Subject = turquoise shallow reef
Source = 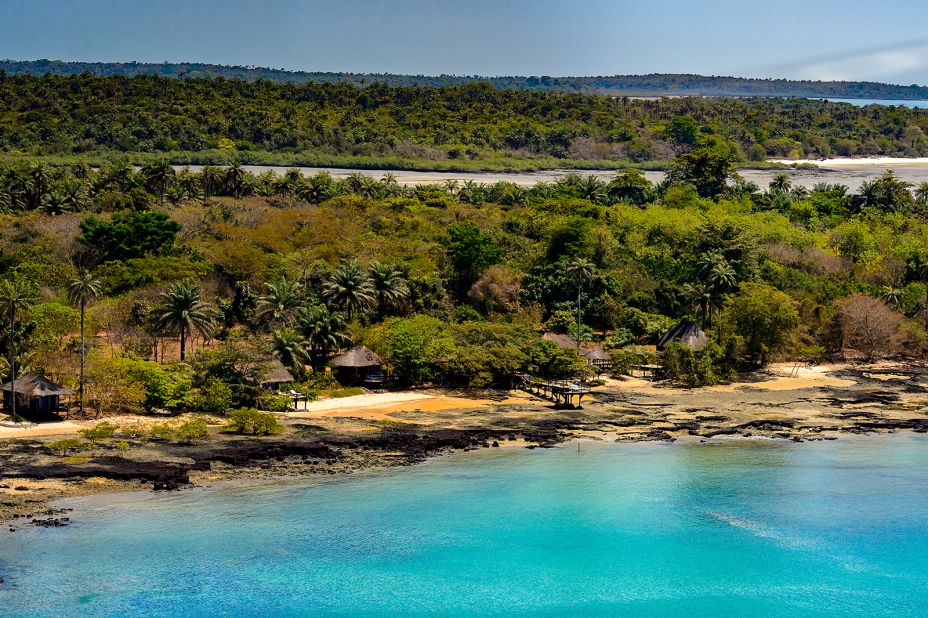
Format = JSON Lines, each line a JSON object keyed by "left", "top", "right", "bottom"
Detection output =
{"left": 2, "top": 435, "right": 928, "bottom": 617}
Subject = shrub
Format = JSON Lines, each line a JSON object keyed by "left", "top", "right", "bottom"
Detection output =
{"left": 527, "top": 340, "right": 590, "bottom": 379}
{"left": 604, "top": 328, "right": 635, "bottom": 349}
{"left": 176, "top": 416, "right": 209, "bottom": 443}
{"left": 721, "top": 283, "right": 800, "bottom": 367}
{"left": 113, "top": 441, "right": 130, "bottom": 451}
{"left": 832, "top": 293, "right": 904, "bottom": 359}
{"left": 224, "top": 408, "right": 285, "bottom": 436}
{"left": 148, "top": 423, "right": 176, "bottom": 441}
{"left": 259, "top": 393, "right": 292, "bottom": 412}
{"left": 79, "top": 421, "right": 119, "bottom": 444}
{"left": 46, "top": 438, "right": 83, "bottom": 456}
{"left": 661, "top": 341, "right": 721, "bottom": 387}
{"left": 331, "top": 387, "right": 365, "bottom": 398}
{"left": 610, "top": 346, "right": 659, "bottom": 376}
{"left": 118, "top": 423, "right": 147, "bottom": 440}
{"left": 192, "top": 378, "right": 234, "bottom": 414}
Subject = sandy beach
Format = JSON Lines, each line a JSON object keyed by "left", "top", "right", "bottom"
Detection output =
{"left": 772, "top": 156, "right": 928, "bottom": 167}
{"left": 3, "top": 361, "right": 928, "bottom": 526}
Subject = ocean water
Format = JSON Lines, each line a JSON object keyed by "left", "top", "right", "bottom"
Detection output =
{"left": 2, "top": 435, "right": 928, "bottom": 617}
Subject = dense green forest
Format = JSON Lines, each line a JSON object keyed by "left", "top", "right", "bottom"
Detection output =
{"left": 5, "top": 59, "right": 928, "bottom": 99}
{"left": 3, "top": 73, "right": 928, "bottom": 172}
{"left": 1, "top": 149, "right": 927, "bottom": 418}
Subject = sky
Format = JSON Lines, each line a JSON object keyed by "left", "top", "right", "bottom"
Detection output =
{"left": 3, "top": 0, "right": 928, "bottom": 84}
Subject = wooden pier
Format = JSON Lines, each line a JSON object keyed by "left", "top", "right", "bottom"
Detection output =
{"left": 516, "top": 374, "right": 591, "bottom": 408}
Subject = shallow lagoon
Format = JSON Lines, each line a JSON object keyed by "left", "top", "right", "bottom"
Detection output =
{"left": 2, "top": 435, "right": 928, "bottom": 617}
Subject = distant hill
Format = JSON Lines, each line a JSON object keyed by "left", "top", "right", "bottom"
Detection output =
{"left": 3, "top": 58, "right": 928, "bottom": 100}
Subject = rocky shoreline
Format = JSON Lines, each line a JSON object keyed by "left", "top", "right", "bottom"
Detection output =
{"left": 3, "top": 363, "right": 928, "bottom": 528}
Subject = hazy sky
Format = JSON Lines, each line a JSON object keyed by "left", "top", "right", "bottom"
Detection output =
{"left": 3, "top": 0, "right": 928, "bottom": 83}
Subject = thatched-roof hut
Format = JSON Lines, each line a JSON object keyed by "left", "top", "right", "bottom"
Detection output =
{"left": 542, "top": 332, "right": 580, "bottom": 349}
{"left": 657, "top": 320, "right": 709, "bottom": 352}
{"left": 581, "top": 347, "right": 612, "bottom": 373}
{"left": 2, "top": 373, "right": 74, "bottom": 418}
{"left": 261, "top": 359, "right": 295, "bottom": 390}
{"left": 332, "top": 345, "right": 385, "bottom": 385}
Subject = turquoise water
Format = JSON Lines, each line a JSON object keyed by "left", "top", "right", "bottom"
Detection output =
{"left": 2, "top": 435, "right": 928, "bottom": 617}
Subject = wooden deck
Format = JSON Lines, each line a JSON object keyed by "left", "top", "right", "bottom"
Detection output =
{"left": 516, "top": 374, "right": 591, "bottom": 408}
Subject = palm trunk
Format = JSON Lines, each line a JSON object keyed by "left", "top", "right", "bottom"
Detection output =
{"left": 180, "top": 328, "right": 186, "bottom": 362}
{"left": 8, "top": 308, "right": 15, "bottom": 419}
{"left": 576, "top": 282, "right": 582, "bottom": 348}
{"left": 79, "top": 300, "right": 85, "bottom": 416}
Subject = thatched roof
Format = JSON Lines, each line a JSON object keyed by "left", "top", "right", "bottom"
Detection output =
{"left": 542, "top": 332, "right": 580, "bottom": 350}
{"left": 1, "top": 373, "right": 74, "bottom": 397}
{"left": 657, "top": 320, "right": 709, "bottom": 352}
{"left": 332, "top": 345, "right": 383, "bottom": 368}
{"left": 582, "top": 347, "right": 611, "bottom": 361}
{"left": 262, "top": 359, "right": 295, "bottom": 385}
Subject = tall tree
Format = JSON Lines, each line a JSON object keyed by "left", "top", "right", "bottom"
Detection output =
{"left": 446, "top": 222, "right": 502, "bottom": 296}
{"left": 66, "top": 271, "right": 102, "bottom": 415}
{"left": 666, "top": 147, "right": 735, "bottom": 199}
{"left": 324, "top": 261, "right": 375, "bottom": 320}
{"left": 298, "top": 305, "right": 350, "bottom": 368}
{"left": 0, "top": 277, "right": 39, "bottom": 419}
{"left": 270, "top": 328, "right": 310, "bottom": 379}
{"left": 140, "top": 159, "right": 175, "bottom": 205}
{"left": 566, "top": 258, "right": 595, "bottom": 348}
{"left": 258, "top": 278, "right": 303, "bottom": 327}
{"left": 369, "top": 262, "right": 409, "bottom": 320}
{"left": 768, "top": 172, "right": 792, "bottom": 194}
{"left": 152, "top": 280, "right": 216, "bottom": 361}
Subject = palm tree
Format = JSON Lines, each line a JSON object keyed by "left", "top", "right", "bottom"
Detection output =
{"left": 66, "top": 271, "right": 102, "bottom": 415}
{"left": 789, "top": 185, "right": 810, "bottom": 201}
{"left": 0, "top": 277, "right": 39, "bottom": 419}
{"left": 706, "top": 261, "right": 737, "bottom": 292}
{"left": 258, "top": 278, "right": 303, "bottom": 327}
{"left": 442, "top": 179, "right": 460, "bottom": 196}
{"left": 696, "top": 252, "right": 738, "bottom": 328}
{"left": 102, "top": 161, "right": 135, "bottom": 193}
{"left": 578, "top": 175, "right": 607, "bottom": 204}
{"left": 857, "top": 180, "right": 881, "bottom": 212}
{"left": 324, "top": 261, "right": 375, "bottom": 320}
{"left": 915, "top": 182, "right": 928, "bottom": 205}
{"left": 566, "top": 258, "right": 596, "bottom": 348}
{"left": 201, "top": 165, "right": 220, "bottom": 201}
{"left": 151, "top": 280, "right": 216, "bottom": 361}
{"left": 223, "top": 163, "right": 247, "bottom": 198}
{"left": 768, "top": 172, "right": 791, "bottom": 195}
{"left": 298, "top": 305, "right": 351, "bottom": 368}
{"left": 140, "top": 160, "right": 175, "bottom": 205}
{"left": 369, "top": 262, "right": 409, "bottom": 320}
{"left": 683, "top": 281, "right": 713, "bottom": 329}
{"left": 270, "top": 328, "right": 310, "bottom": 379}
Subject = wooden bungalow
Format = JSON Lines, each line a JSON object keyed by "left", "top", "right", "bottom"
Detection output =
{"left": 657, "top": 320, "right": 709, "bottom": 352}
{"left": 582, "top": 347, "right": 612, "bottom": 373}
{"left": 332, "top": 345, "right": 385, "bottom": 385}
{"left": 260, "top": 359, "right": 295, "bottom": 391}
{"left": 1, "top": 372, "right": 74, "bottom": 419}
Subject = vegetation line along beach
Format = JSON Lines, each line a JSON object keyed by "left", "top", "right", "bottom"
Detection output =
{"left": 3, "top": 127, "right": 928, "bottom": 524}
